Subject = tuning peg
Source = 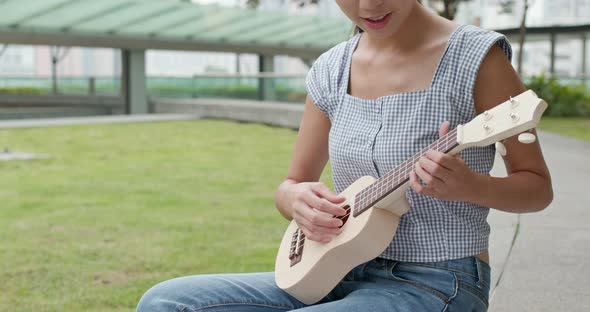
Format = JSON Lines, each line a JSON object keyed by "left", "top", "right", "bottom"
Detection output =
{"left": 518, "top": 133, "right": 536, "bottom": 144}
{"left": 495, "top": 141, "right": 507, "bottom": 156}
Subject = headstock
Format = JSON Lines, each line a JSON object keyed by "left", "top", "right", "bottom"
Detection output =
{"left": 457, "top": 90, "right": 548, "bottom": 149}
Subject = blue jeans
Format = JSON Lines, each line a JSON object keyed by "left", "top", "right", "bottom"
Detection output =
{"left": 137, "top": 256, "right": 490, "bottom": 311}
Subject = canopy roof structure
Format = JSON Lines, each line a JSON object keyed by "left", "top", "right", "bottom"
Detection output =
{"left": 496, "top": 24, "right": 590, "bottom": 37}
{"left": 0, "top": 0, "right": 353, "bottom": 59}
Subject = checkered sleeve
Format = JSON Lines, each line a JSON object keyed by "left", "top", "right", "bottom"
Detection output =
{"left": 305, "top": 41, "right": 350, "bottom": 121}
{"left": 305, "top": 54, "right": 333, "bottom": 120}
{"left": 455, "top": 26, "right": 513, "bottom": 120}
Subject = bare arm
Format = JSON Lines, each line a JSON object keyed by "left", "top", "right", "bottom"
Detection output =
{"left": 470, "top": 45, "right": 553, "bottom": 212}
{"left": 410, "top": 45, "right": 553, "bottom": 213}
{"left": 274, "top": 96, "right": 346, "bottom": 243}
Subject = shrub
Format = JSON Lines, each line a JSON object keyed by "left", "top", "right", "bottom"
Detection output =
{"left": 0, "top": 87, "right": 46, "bottom": 95}
{"left": 525, "top": 74, "right": 590, "bottom": 117}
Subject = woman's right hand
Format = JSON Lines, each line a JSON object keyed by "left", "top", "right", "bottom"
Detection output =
{"left": 287, "top": 182, "right": 347, "bottom": 244}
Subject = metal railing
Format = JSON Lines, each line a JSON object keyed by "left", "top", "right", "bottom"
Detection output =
{"left": 0, "top": 74, "right": 587, "bottom": 103}
{"left": 0, "top": 74, "right": 308, "bottom": 103}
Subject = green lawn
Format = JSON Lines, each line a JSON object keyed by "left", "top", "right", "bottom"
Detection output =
{"left": 0, "top": 120, "right": 333, "bottom": 311}
{"left": 539, "top": 117, "right": 590, "bottom": 142}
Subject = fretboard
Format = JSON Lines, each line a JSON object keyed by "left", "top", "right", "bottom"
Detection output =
{"left": 352, "top": 128, "right": 459, "bottom": 217}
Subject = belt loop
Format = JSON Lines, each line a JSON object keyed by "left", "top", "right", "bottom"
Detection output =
{"left": 387, "top": 259, "right": 398, "bottom": 275}
{"left": 475, "top": 257, "right": 483, "bottom": 288}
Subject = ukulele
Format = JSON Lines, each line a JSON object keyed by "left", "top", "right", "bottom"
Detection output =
{"left": 275, "top": 90, "right": 548, "bottom": 304}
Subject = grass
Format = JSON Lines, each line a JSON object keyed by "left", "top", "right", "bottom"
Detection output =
{"left": 0, "top": 120, "right": 333, "bottom": 311}
{"left": 539, "top": 117, "right": 590, "bottom": 142}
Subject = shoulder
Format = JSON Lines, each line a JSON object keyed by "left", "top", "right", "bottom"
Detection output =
{"left": 308, "top": 34, "right": 358, "bottom": 86}
{"left": 306, "top": 35, "right": 358, "bottom": 119}
{"left": 306, "top": 34, "right": 359, "bottom": 97}
{"left": 313, "top": 34, "right": 357, "bottom": 69}
{"left": 449, "top": 24, "right": 513, "bottom": 94}
{"left": 447, "top": 25, "right": 517, "bottom": 118}
{"left": 455, "top": 24, "right": 512, "bottom": 62}
{"left": 473, "top": 40, "right": 525, "bottom": 114}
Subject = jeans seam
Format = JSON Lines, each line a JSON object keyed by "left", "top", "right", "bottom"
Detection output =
{"left": 458, "top": 281, "right": 489, "bottom": 307}
{"left": 442, "top": 272, "right": 459, "bottom": 312}
{"left": 182, "top": 302, "right": 294, "bottom": 311}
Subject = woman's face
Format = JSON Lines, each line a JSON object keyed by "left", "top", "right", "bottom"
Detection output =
{"left": 335, "top": 0, "right": 416, "bottom": 38}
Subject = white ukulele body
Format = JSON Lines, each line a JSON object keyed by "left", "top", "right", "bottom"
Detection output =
{"left": 275, "top": 176, "right": 410, "bottom": 304}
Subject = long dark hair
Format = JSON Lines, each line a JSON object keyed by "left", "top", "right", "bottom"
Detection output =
{"left": 353, "top": 0, "right": 422, "bottom": 35}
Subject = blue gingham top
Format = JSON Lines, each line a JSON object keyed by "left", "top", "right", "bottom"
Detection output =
{"left": 306, "top": 24, "right": 513, "bottom": 262}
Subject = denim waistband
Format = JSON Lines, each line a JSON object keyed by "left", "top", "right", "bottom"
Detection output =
{"left": 373, "top": 256, "right": 490, "bottom": 280}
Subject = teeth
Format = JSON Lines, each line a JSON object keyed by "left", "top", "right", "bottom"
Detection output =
{"left": 367, "top": 14, "right": 387, "bottom": 21}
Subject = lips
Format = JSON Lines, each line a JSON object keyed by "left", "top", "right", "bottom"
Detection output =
{"left": 361, "top": 12, "right": 392, "bottom": 30}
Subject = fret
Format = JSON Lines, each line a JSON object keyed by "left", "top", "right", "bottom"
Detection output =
{"left": 383, "top": 175, "right": 392, "bottom": 190}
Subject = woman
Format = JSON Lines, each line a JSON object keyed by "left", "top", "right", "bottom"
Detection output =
{"left": 137, "top": 0, "right": 553, "bottom": 311}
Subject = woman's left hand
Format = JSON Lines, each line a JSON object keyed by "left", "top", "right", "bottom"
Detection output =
{"left": 409, "top": 121, "right": 483, "bottom": 202}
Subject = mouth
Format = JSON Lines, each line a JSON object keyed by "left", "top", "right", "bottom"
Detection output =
{"left": 361, "top": 12, "right": 392, "bottom": 30}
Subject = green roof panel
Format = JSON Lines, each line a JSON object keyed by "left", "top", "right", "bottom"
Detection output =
{"left": 117, "top": 7, "right": 205, "bottom": 36}
{"left": 0, "top": 0, "right": 352, "bottom": 59}
{"left": 73, "top": 1, "right": 182, "bottom": 33}
{"left": 0, "top": 0, "right": 73, "bottom": 27}
{"left": 19, "top": 0, "right": 129, "bottom": 30}
{"left": 197, "top": 13, "right": 285, "bottom": 42}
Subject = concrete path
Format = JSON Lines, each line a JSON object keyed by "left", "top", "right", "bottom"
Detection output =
{"left": 488, "top": 131, "right": 590, "bottom": 311}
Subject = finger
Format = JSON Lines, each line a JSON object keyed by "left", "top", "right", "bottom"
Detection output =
{"left": 311, "top": 183, "right": 346, "bottom": 204}
{"left": 415, "top": 161, "right": 438, "bottom": 185}
{"left": 304, "top": 193, "right": 347, "bottom": 217}
{"left": 419, "top": 155, "right": 450, "bottom": 180}
{"left": 298, "top": 203, "right": 343, "bottom": 229}
{"left": 452, "top": 154, "right": 467, "bottom": 165}
{"left": 439, "top": 120, "right": 450, "bottom": 138}
{"left": 410, "top": 171, "right": 436, "bottom": 197}
{"left": 409, "top": 171, "right": 423, "bottom": 193}
{"left": 415, "top": 162, "right": 444, "bottom": 195}
{"left": 425, "top": 150, "right": 458, "bottom": 171}
{"left": 298, "top": 223, "right": 330, "bottom": 243}
{"left": 294, "top": 211, "right": 342, "bottom": 237}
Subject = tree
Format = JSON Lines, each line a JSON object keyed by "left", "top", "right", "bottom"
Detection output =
{"left": 428, "top": 0, "right": 473, "bottom": 20}
{"left": 498, "top": 0, "right": 531, "bottom": 76}
{"left": 50, "top": 46, "right": 70, "bottom": 94}
{"left": 0, "top": 45, "right": 8, "bottom": 58}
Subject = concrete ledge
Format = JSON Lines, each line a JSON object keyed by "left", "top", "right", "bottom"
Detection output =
{"left": 152, "top": 97, "right": 304, "bottom": 129}
{"left": 0, "top": 114, "right": 200, "bottom": 129}
{"left": 0, "top": 94, "right": 124, "bottom": 108}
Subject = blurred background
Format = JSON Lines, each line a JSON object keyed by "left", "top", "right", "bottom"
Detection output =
{"left": 0, "top": 0, "right": 588, "bottom": 119}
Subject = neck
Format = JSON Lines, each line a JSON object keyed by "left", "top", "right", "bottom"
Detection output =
{"left": 352, "top": 128, "right": 460, "bottom": 217}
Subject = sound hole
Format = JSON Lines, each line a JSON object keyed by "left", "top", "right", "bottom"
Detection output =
{"left": 335, "top": 205, "right": 351, "bottom": 228}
